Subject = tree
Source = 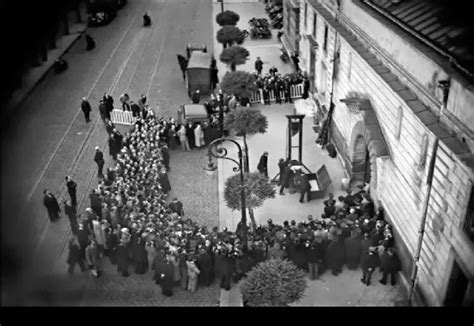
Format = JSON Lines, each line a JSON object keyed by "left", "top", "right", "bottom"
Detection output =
{"left": 216, "top": 10, "right": 240, "bottom": 26}
{"left": 240, "top": 259, "right": 307, "bottom": 306}
{"left": 224, "top": 172, "right": 275, "bottom": 230}
{"left": 219, "top": 45, "right": 250, "bottom": 71}
{"left": 224, "top": 106, "right": 267, "bottom": 171}
{"left": 220, "top": 71, "right": 257, "bottom": 99}
{"left": 216, "top": 26, "right": 245, "bottom": 49}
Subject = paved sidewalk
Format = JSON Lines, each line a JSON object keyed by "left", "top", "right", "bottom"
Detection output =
{"left": 4, "top": 23, "right": 87, "bottom": 119}
{"left": 212, "top": 1, "right": 293, "bottom": 82}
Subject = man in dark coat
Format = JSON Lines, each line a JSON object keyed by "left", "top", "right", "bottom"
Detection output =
{"left": 130, "top": 101, "right": 141, "bottom": 118}
{"left": 76, "top": 221, "right": 90, "bottom": 257}
{"left": 294, "top": 170, "right": 311, "bottom": 203}
{"left": 177, "top": 54, "right": 188, "bottom": 80}
{"left": 262, "top": 85, "right": 270, "bottom": 105}
{"left": 108, "top": 135, "right": 119, "bottom": 160}
{"left": 98, "top": 100, "right": 108, "bottom": 122}
{"left": 255, "top": 57, "right": 263, "bottom": 75}
{"left": 269, "top": 66, "right": 278, "bottom": 77}
{"left": 64, "top": 200, "right": 79, "bottom": 235}
{"left": 43, "top": 190, "right": 61, "bottom": 222}
{"left": 94, "top": 146, "right": 105, "bottom": 177}
{"left": 67, "top": 238, "right": 86, "bottom": 274}
{"left": 302, "top": 76, "right": 310, "bottom": 99}
{"left": 326, "top": 237, "right": 345, "bottom": 276}
{"left": 215, "top": 249, "right": 232, "bottom": 290}
{"left": 103, "top": 93, "right": 114, "bottom": 112}
{"left": 277, "top": 158, "right": 287, "bottom": 186}
{"left": 197, "top": 248, "right": 213, "bottom": 286}
{"left": 85, "top": 33, "right": 95, "bottom": 51}
{"left": 344, "top": 230, "right": 362, "bottom": 270}
{"left": 211, "top": 67, "right": 219, "bottom": 90}
{"left": 379, "top": 247, "right": 401, "bottom": 286}
{"left": 284, "top": 79, "right": 292, "bottom": 103}
{"left": 159, "top": 260, "right": 175, "bottom": 296}
{"left": 186, "top": 123, "right": 195, "bottom": 150}
{"left": 161, "top": 144, "right": 170, "bottom": 171}
{"left": 132, "top": 236, "right": 148, "bottom": 274}
{"left": 168, "top": 198, "right": 184, "bottom": 216}
{"left": 257, "top": 151, "right": 269, "bottom": 178}
{"left": 279, "top": 164, "right": 291, "bottom": 195}
{"left": 158, "top": 169, "right": 171, "bottom": 194}
{"left": 361, "top": 246, "right": 379, "bottom": 286}
{"left": 81, "top": 98, "right": 92, "bottom": 123}
{"left": 116, "top": 242, "right": 130, "bottom": 277}
{"left": 89, "top": 189, "right": 102, "bottom": 217}
{"left": 65, "top": 176, "right": 77, "bottom": 207}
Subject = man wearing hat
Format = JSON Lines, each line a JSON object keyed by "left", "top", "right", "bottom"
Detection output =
{"left": 43, "top": 189, "right": 61, "bottom": 222}
{"left": 361, "top": 246, "right": 380, "bottom": 286}
{"left": 379, "top": 247, "right": 401, "bottom": 286}
{"left": 168, "top": 198, "right": 184, "bottom": 217}
{"left": 81, "top": 97, "right": 92, "bottom": 123}
{"left": 257, "top": 151, "right": 269, "bottom": 178}
{"left": 94, "top": 146, "right": 105, "bottom": 178}
{"left": 343, "top": 230, "right": 362, "bottom": 270}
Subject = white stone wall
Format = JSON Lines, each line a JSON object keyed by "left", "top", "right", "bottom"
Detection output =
{"left": 418, "top": 142, "right": 473, "bottom": 305}
{"left": 339, "top": 0, "right": 474, "bottom": 153}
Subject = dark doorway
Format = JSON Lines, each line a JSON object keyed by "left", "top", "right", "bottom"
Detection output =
{"left": 444, "top": 260, "right": 471, "bottom": 306}
{"left": 351, "top": 135, "right": 368, "bottom": 185}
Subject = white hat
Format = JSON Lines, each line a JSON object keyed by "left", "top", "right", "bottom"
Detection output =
{"left": 95, "top": 146, "right": 100, "bottom": 150}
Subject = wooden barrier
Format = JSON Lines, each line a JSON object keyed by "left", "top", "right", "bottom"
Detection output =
{"left": 111, "top": 109, "right": 137, "bottom": 125}
{"left": 250, "top": 83, "right": 304, "bottom": 104}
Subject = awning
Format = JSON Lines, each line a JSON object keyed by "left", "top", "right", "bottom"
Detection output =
{"left": 340, "top": 97, "right": 390, "bottom": 158}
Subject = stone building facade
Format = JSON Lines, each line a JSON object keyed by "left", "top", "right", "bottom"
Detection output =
{"left": 287, "top": 0, "right": 474, "bottom": 306}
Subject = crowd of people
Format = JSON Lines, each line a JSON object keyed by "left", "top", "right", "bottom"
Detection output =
{"left": 59, "top": 92, "right": 402, "bottom": 298}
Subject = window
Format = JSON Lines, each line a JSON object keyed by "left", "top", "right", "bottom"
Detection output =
{"left": 304, "top": 2, "right": 308, "bottom": 29}
{"left": 395, "top": 106, "right": 403, "bottom": 140}
{"left": 323, "top": 24, "right": 329, "bottom": 52}
{"left": 312, "top": 12, "right": 317, "bottom": 37}
{"left": 347, "top": 51, "right": 352, "bottom": 81}
{"left": 418, "top": 134, "right": 429, "bottom": 169}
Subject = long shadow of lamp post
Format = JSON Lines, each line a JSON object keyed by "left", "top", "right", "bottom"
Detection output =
{"left": 204, "top": 137, "right": 247, "bottom": 249}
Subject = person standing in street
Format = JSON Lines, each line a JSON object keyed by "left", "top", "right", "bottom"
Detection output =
{"left": 211, "top": 67, "right": 219, "bottom": 90}
{"left": 85, "top": 239, "right": 103, "bottom": 277}
{"left": 81, "top": 97, "right": 92, "bottom": 123}
{"left": 302, "top": 76, "right": 310, "bottom": 99}
{"left": 361, "top": 246, "right": 380, "bottom": 286}
{"left": 379, "top": 247, "right": 401, "bottom": 286}
{"left": 85, "top": 33, "right": 96, "bottom": 51}
{"left": 94, "top": 146, "right": 105, "bottom": 178}
{"left": 257, "top": 151, "right": 269, "bottom": 178}
{"left": 67, "top": 238, "right": 86, "bottom": 275}
{"left": 65, "top": 176, "right": 77, "bottom": 207}
{"left": 98, "top": 100, "right": 108, "bottom": 122}
{"left": 63, "top": 200, "right": 79, "bottom": 235}
{"left": 43, "top": 190, "right": 61, "bottom": 222}
{"left": 186, "top": 256, "right": 200, "bottom": 292}
{"left": 255, "top": 57, "right": 263, "bottom": 75}
{"left": 344, "top": 230, "right": 362, "bottom": 270}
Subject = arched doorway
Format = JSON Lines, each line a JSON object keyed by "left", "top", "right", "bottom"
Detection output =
{"left": 351, "top": 134, "right": 370, "bottom": 185}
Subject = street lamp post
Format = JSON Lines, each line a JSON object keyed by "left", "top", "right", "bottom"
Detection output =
{"left": 218, "top": 0, "right": 224, "bottom": 13}
{"left": 204, "top": 137, "right": 247, "bottom": 248}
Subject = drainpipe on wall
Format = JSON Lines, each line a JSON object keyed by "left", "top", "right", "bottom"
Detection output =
{"left": 408, "top": 137, "right": 439, "bottom": 306}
